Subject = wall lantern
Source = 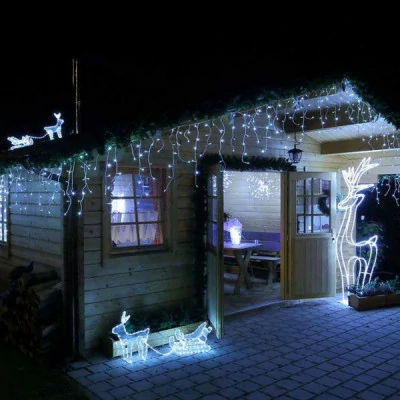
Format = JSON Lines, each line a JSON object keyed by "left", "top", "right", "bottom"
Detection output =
{"left": 288, "top": 131, "right": 303, "bottom": 164}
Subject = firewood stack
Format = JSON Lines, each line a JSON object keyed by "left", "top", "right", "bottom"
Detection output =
{"left": 0, "top": 269, "right": 63, "bottom": 358}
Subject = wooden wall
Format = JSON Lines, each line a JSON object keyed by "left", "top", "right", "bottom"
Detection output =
{"left": 224, "top": 171, "right": 281, "bottom": 232}
{"left": 7, "top": 174, "right": 64, "bottom": 276}
{"left": 81, "top": 159, "right": 199, "bottom": 353}
{"left": 2, "top": 128, "right": 377, "bottom": 355}
{"left": 81, "top": 130, "right": 358, "bottom": 352}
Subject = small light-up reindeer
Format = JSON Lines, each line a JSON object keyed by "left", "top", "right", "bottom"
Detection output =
{"left": 43, "top": 112, "right": 64, "bottom": 140}
{"left": 336, "top": 157, "right": 379, "bottom": 300}
{"left": 111, "top": 311, "right": 150, "bottom": 363}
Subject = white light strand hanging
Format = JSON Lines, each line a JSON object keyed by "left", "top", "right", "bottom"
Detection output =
{"left": 4, "top": 81, "right": 397, "bottom": 217}
{"left": 336, "top": 157, "right": 379, "bottom": 304}
{"left": 247, "top": 172, "right": 279, "bottom": 199}
{"left": 223, "top": 170, "right": 233, "bottom": 192}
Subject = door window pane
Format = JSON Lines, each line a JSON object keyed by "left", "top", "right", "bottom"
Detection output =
{"left": 296, "top": 178, "right": 331, "bottom": 234}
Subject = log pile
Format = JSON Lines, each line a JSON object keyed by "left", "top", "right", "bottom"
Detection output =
{"left": 0, "top": 270, "right": 63, "bottom": 358}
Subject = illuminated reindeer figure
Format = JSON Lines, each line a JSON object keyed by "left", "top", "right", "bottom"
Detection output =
{"left": 111, "top": 311, "right": 150, "bottom": 363}
{"left": 336, "top": 157, "right": 379, "bottom": 300}
{"left": 43, "top": 112, "right": 64, "bottom": 140}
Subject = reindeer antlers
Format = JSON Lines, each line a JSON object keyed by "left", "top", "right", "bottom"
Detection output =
{"left": 342, "top": 157, "right": 378, "bottom": 192}
{"left": 121, "top": 311, "right": 130, "bottom": 324}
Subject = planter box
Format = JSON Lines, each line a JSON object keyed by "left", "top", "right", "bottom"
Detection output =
{"left": 103, "top": 322, "right": 203, "bottom": 359}
{"left": 385, "top": 293, "right": 400, "bottom": 306}
{"left": 348, "top": 293, "right": 400, "bottom": 311}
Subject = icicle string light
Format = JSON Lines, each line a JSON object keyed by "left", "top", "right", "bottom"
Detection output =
{"left": 3, "top": 81, "right": 398, "bottom": 216}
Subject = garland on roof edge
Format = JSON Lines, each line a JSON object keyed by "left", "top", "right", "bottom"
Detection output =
{"left": 199, "top": 154, "right": 296, "bottom": 172}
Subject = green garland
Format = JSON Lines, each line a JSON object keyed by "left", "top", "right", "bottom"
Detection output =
{"left": 199, "top": 154, "right": 296, "bottom": 172}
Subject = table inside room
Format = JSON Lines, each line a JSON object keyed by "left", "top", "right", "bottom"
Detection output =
{"left": 223, "top": 242, "right": 261, "bottom": 295}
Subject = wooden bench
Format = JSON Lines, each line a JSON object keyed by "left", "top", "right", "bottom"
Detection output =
{"left": 249, "top": 255, "right": 280, "bottom": 285}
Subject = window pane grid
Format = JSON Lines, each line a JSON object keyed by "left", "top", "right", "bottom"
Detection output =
{"left": 296, "top": 177, "right": 331, "bottom": 234}
{"left": 110, "top": 169, "right": 165, "bottom": 249}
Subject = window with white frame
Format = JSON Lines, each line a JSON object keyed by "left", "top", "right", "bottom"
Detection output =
{"left": 110, "top": 168, "right": 167, "bottom": 250}
{"left": 0, "top": 175, "right": 8, "bottom": 243}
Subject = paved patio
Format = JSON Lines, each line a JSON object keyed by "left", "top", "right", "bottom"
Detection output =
{"left": 65, "top": 295, "right": 400, "bottom": 399}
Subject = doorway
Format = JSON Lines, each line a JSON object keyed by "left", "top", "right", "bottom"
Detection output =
{"left": 222, "top": 170, "right": 282, "bottom": 315}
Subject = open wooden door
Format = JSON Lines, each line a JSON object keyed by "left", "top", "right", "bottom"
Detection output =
{"left": 281, "top": 171, "right": 337, "bottom": 299}
{"left": 205, "top": 164, "right": 224, "bottom": 338}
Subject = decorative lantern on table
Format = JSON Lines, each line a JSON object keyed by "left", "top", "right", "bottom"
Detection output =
{"left": 223, "top": 217, "right": 242, "bottom": 245}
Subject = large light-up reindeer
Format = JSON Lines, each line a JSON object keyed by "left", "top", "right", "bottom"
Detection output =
{"left": 111, "top": 311, "right": 150, "bottom": 363}
{"left": 336, "top": 157, "right": 379, "bottom": 301}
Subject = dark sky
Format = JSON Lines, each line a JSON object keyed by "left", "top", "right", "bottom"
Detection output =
{"left": 1, "top": 46, "right": 398, "bottom": 150}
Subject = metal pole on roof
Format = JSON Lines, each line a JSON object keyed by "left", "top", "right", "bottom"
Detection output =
{"left": 72, "top": 58, "right": 80, "bottom": 135}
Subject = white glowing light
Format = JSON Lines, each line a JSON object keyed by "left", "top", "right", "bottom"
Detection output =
{"left": 336, "top": 157, "right": 379, "bottom": 302}
{"left": 8, "top": 113, "right": 64, "bottom": 151}
{"left": 223, "top": 170, "right": 233, "bottom": 192}
{"left": 7, "top": 135, "right": 34, "bottom": 150}
{"left": 167, "top": 322, "right": 212, "bottom": 356}
{"left": 111, "top": 311, "right": 150, "bottom": 364}
{"left": 230, "top": 226, "right": 242, "bottom": 245}
{"left": 6, "top": 82, "right": 394, "bottom": 218}
{"left": 247, "top": 172, "right": 279, "bottom": 199}
{"left": 112, "top": 311, "right": 212, "bottom": 364}
{"left": 43, "top": 113, "right": 64, "bottom": 140}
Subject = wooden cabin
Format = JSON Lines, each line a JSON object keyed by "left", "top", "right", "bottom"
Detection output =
{"left": 0, "top": 75, "right": 399, "bottom": 358}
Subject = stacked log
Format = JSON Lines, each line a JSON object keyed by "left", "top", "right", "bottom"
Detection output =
{"left": 0, "top": 270, "right": 63, "bottom": 358}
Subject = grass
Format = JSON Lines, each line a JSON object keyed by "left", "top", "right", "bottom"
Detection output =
{"left": 0, "top": 326, "right": 91, "bottom": 400}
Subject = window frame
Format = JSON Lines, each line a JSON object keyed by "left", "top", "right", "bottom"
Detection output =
{"left": 0, "top": 174, "right": 9, "bottom": 258}
{"left": 105, "top": 166, "right": 170, "bottom": 255}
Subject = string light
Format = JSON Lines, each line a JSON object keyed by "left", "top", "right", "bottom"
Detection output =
{"left": 247, "top": 172, "right": 279, "bottom": 199}
{"left": 2, "top": 81, "right": 397, "bottom": 218}
{"left": 223, "top": 170, "right": 233, "bottom": 192}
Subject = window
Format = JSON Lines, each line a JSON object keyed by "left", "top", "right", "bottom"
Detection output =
{"left": 0, "top": 175, "right": 8, "bottom": 243}
{"left": 296, "top": 177, "right": 331, "bottom": 234}
{"left": 110, "top": 168, "right": 167, "bottom": 250}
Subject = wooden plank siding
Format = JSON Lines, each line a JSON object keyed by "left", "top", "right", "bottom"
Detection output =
{"left": 81, "top": 168, "right": 199, "bottom": 352}
{"left": 7, "top": 176, "right": 64, "bottom": 274}
{"left": 80, "top": 133, "right": 356, "bottom": 352}
{"left": 5, "top": 127, "right": 396, "bottom": 356}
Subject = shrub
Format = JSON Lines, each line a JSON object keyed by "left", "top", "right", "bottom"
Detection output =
{"left": 346, "top": 276, "right": 400, "bottom": 297}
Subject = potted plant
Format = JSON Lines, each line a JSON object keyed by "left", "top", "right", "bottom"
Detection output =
{"left": 347, "top": 276, "right": 400, "bottom": 310}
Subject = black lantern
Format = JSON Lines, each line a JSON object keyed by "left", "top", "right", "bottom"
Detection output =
{"left": 288, "top": 132, "right": 303, "bottom": 164}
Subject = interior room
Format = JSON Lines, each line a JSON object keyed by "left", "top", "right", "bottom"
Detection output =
{"left": 222, "top": 170, "right": 282, "bottom": 315}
